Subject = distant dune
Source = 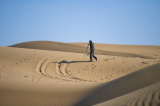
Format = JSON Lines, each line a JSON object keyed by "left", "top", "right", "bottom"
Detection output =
{"left": 10, "top": 41, "right": 86, "bottom": 53}
{"left": 10, "top": 41, "right": 158, "bottom": 59}
{"left": 0, "top": 41, "right": 160, "bottom": 106}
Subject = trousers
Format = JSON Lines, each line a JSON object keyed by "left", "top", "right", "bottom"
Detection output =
{"left": 90, "top": 50, "right": 97, "bottom": 61}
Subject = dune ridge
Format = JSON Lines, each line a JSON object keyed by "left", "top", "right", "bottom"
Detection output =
{"left": 0, "top": 41, "right": 160, "bottom": 106}
{"left": 10, "top": 41, "right": 156, "bottom": 59}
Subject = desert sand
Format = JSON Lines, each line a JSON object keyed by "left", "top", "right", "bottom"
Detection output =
{"left": 0, "top": 41, "right": 160, "bottom": 106}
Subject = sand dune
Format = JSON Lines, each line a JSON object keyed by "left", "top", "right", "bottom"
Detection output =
{"left": 74, "top": 62, "right": 160, "bottom": 105}
{"left": 10, "top": 41, "right": 156, "bottom": 59}
{"left": 70, "top": 42, "right": 160, "bottom": 59}
{"left": 0, "top": 41, "right": 160, "bottom": 106}
{"left": 10, "top": 41, "right": 86, "bottom": 54}
{"left": 96, "top": 82, "right": 160, "bottom": 106}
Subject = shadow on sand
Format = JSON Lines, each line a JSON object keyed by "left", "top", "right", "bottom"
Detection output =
{"left": 52, "top": 60, "right": 90, "bottom": 64}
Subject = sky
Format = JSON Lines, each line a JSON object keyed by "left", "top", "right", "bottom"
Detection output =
{"left": 0, "top": 0, "right": 160, "bottom": 46}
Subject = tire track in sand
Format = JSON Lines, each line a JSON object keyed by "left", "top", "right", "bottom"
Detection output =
{"left": 55, "top": 56, "right": 86, "bottom": 81}
{"left": 56, "top": 57, "right": 94, "bottom": 82}
{"left": 36, "top": 55, "right": 93, "bottom": 82}
{"left": 36, "top": 55, "right": 58, "bottom": 78}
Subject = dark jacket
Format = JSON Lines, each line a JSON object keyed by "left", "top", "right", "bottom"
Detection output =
{"left": 89, "top": 42, "right": 95, "bottom": 51}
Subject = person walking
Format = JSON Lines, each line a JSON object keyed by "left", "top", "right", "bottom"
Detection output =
{"left": 88, "top": 40, "right": 97, "bottom": 62}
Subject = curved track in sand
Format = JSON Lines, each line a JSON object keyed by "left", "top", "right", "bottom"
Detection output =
{"left": 36, "top": 55, "right": 92, "bottom": 82}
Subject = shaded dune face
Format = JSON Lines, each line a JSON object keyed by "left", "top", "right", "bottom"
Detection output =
{"left": 0, "top": 41, "right": 159, "bottom": 106}
{"left": 95, "top": 82, "right": 160, "bottom": 106}
{"left": 74, "top": 62, "right": 160, "bottom": 105}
